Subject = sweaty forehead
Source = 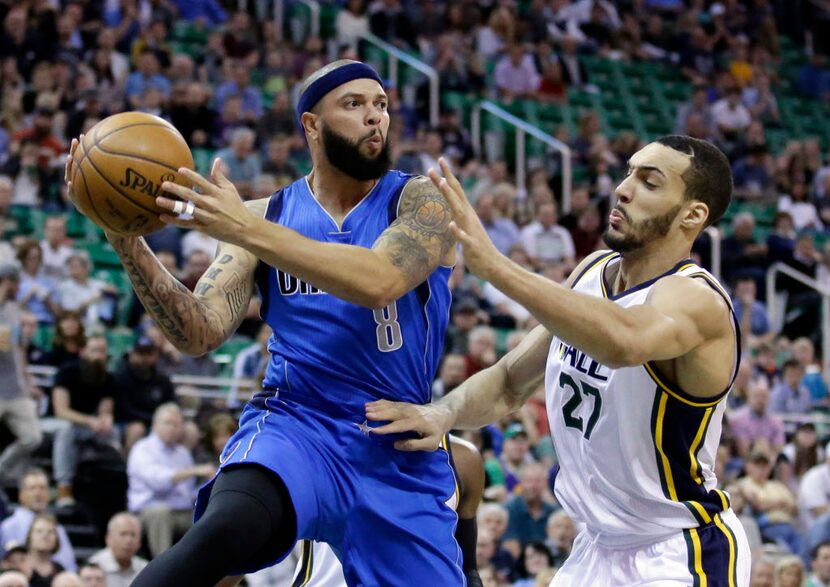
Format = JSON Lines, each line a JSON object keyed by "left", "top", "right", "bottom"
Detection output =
{"left": 630, "top": 143, "right": 692, "bottom": 180}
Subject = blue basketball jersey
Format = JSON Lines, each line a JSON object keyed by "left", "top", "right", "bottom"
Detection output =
{"left": 254, "top": 170, "right": 453, "bottom": 410}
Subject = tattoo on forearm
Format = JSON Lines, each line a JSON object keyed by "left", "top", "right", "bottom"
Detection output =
{"left": 376, "top": 177, "right": 454, "bottom": 288}
{"left": 222, "top": 272, "right": 249, "bottom": 318}
{"left": 111, "top": 238, "right": 225, "bottom": 352}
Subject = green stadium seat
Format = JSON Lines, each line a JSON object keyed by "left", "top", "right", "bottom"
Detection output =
{"left": 106, "top": 328, "right": 135, "bottom": 362}
{"left": 34, "top": 324, "right": 54, "bottom": 349}
{"left": 211, "top": 336, "right": 254, "bottom": 367}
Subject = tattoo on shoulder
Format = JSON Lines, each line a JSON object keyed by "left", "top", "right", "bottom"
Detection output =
{"left": 396, "top": 177, "right": 453, "bottom": 250}
{"left": 375, "top": 177, "right": 454, "bottom": 286}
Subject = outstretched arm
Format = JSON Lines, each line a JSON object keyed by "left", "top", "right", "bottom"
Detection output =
{"left": 157, "top": 161, "right": 455, "bottom": 309}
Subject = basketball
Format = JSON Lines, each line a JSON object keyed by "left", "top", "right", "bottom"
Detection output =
{"left": 69, "top": 112, "right": 194, "bottom": 236}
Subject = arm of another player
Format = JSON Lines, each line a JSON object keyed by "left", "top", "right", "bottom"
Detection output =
{"left": 364, "top": 251, "right": 612, "bottom": 450}
{"left": 156, "top": 160, "right": 455, "bottom": 309}
{"left": 431, "top": 161, "right": 732, "bottom": 372}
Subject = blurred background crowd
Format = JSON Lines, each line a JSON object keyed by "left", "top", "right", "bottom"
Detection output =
{"left": 2, "top": 0, "right": 830, "bottom": 586}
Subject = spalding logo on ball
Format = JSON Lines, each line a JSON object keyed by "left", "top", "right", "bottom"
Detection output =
{"left": 70, "top": 112, "right": 193, "bottom": 236}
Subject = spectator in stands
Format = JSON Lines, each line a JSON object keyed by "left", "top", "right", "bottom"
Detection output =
{"left": 808, "top": 542, "right": 830, "bottom": 587}
{"left": 776, "top": 556, "right": 806, "bottom": 587}
{"left": 519, "top": 202, "right": 576, "bottom": 270}
{"left": 785, "top": 422, "right": 823, "bottom": 479}
{"left": 431, "top": 354, "right": 467, "bottom": 401}
{"left": 127, "top": 403, "right": 215, "bottom": 558}
{"left": 780, "top": 180, "right": 823, "bottom": 231}
{"left": 445, "top": 298, "right": 482, "bottom": 355}
{"left": 738, "top": 449, "right": 802, "bottom": 554}
{"left": 78, "top": 564, "right": 105, "bottom": 587}
{"left": 52, "top": 572, "right": 82, "bottom": 587}
{"left": 256, "top": 92, "right": 297, "bottom": 144}
{"left": 24, "top": 513, "right": 63, "bottom": 586}
{"left": 214, "top": 126, "right": 262, "bottom": 197}
{"left": 39, "top": 217, "right": 72, "bottom": 282}
{"left": 125, "top": 49, "right": 171, "bottom": 109}
{"left": 0, "top": 570, "right": 28, "bottom": 587}
{"left": 181, "top": 228, "right": 218, "bottom": 264}
{"left": 801, "top": 453, "right": 830, "bottom": 559}
{"left": 215, "top": 63, "right": 262, "bottom": 122}
{"left": 45, "top": 312, "right": 84, "bottom": 368}
{"left": 0, "top": 469, "right": 76, "bottom": 571}
{"left": 113, "top": 336, "right": 176, "bottom": 452}
{"left": 712, "top": 87, "right": 752, "bottom": 141}
{"left": 369, "top": 0, "right": 415, "bottom": 48}
{"left": 261, "top": 136, "right": 299, "bottom": 189}
{"left": 19, "top": 311, "right": 46, "bottom": 366}
{"left": 463, "top": 325, "right": 497, "bottom": 378}
{"left": 771, "top": 359, "right": 813, "bottom": 417}
{"left": 732, "top": 276, "right": 772, "bottom": 351}
{"left": 201, "top": 414, "right": 237, "bottom": 465}
{"left": 495, "top": 44, "right": 541, "bottom": 103}
{"left": 179, "top": 250, "right": 211, "bottom": 292}
{"left": 729, "top": 376, "right": 785, "bottom": 458}
{"left": 170, "top": 0, "right": 225, "bottom": 27}
{"left": 87, "top": 512, "right": 147, "bottom": 587}
{"left": 477, "top": 503, "right": 515, "bottom": 581}
{"left": 53, "top": 251, "right": 117, "bottom": 327}
{"left": 544, "top": 510, "right": 575, "bottom": 568}
{"left": 502, "top": 463, "right": 557, "bottom": 559}
{"left": 733, "top": 144, "right": 774, "bottom": 199}
{"left": 415, "top": 127, "right": 444, "bottom": 176}
{"left": 743, "top": 71, "right": 780, "bottom": 125}
{"left": 767, "top": 211, "right": 797, "bottom": 265}
{"left": 51, "top": 334, "right": 118, "bottom": 507}
{"left": 679, "top": 27, "right": 717, "bottom": 85}
{"left": 169, "top": 82, "right": 216, "bottom": 147}
{"left": 674, "top": 85, "right": 714, "bottom": 135}
{"left": 792, "top": 338, "right": 828, "bottom": 406}
{"left": 477, "top": 194, "right": 519, "bottom": 255}
{"left": 334, "top": 0, "right": 369, "bottom": 52}
{"left": 11, "top": 107, "right": 63, "bottom": 171}
{"left": 0, "top": 262, "right": 42, "bottom": 485}
{"left": 721, "top": 212, "right": 768, "bottom": 287}
{"left": 569, "top": 204, "right": 602, "bottom": 259}
{"left": 222, "top": 12, "right": 257, "bottom": 61}
{"left": 487, "top": 423, "right": 534, "bottom": 498}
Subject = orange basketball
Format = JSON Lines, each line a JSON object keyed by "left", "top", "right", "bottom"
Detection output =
{"left": 70, "top": 112, "right": 194, "bottom": 236}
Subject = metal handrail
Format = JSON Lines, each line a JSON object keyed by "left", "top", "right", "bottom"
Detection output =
{"left": 705, "top": 225, "right": 721, "bottom": 281}
{"left": 297, "top": 0, "right": 320, "bottom": 38}
{"left": 471, "top": 101, "right": 573, "bottom": 212}
{"left": 766, "top": 262, "right": 830, "bottom": 374}
{"left": 359, "top": 32, "right": 439, "bottom": 127}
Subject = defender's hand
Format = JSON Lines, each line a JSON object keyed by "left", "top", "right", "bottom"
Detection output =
{"left": 156, "top": 158, "right": 253, "bottom": 245}
{"left": 365, "top": 399, "right": 455, "bottom": 452}
{"left": 427, "top": 158, "right": 503, "bottom": 281}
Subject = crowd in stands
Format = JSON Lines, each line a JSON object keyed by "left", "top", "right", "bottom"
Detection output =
{"left": 2, "top": 0, "right": 830, "bottom": 586}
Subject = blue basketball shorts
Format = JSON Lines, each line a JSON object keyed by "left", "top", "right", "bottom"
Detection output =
{"left": 194, "top": 388, "right": 465, "bottom": 586}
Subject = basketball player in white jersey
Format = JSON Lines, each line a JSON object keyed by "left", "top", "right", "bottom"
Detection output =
{"left": 291, "top": 434, "right": 485, "bottom": 587}
{"left": 367, "top": 136, "right": 751, "bottom": 586}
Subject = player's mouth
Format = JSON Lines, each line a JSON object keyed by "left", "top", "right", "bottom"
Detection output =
{"left": 609, "top": 209, "right": 626, "bottom": 227}
{"left": 365, "top": 135, "right": 383, "bottom": 146}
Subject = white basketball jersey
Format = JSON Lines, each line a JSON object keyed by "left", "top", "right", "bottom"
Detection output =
{"left": 546, "top": 252, "right": 739, "bottom": 548}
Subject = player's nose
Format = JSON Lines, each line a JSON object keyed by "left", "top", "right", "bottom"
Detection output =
{"left": 613, "top": 177, "right": 633, "bottom": 203}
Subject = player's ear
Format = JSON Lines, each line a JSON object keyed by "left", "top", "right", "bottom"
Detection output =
{"left": 681, "top": 201, "right": 709, "bottom": 231}
{"left": 301, "top": 112, "right": 320, "bottom": 141}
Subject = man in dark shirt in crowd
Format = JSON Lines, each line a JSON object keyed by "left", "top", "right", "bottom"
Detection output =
{"left": 113, "top": 337, "right": 175, "bottom": 454}
{"left": 51, "top": 334, "right": 118, "bottom": 506}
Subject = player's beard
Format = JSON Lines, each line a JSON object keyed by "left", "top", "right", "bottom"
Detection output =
{"left": 602, "top": 203, "right": 682, "bottom": 253}
{"left": 321, "top": 125, "right": 392, "bottom": 181}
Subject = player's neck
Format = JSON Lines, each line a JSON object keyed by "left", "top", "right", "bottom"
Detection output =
{"left": 612, "top": 242, "right": 692, "bottom": 295}
{"left": 307, "top": 166, "right": 378, "bottom": 213}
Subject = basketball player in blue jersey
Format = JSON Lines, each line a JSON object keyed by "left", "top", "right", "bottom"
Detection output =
{"left": 64, "top": 60, "right": 464, "bottom": 586}
{"left": 291, "top": 434, "right": 485, "bottom": 587}
{"left": 369, "top": 136, "right": 753, "bottom": 586}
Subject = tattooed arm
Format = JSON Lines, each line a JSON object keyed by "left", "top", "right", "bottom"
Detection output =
{"left": 238, "top": 176, "right": 454, "bottom": 309}
{"left": 107, "top": 200, "right": 263, "bottom": 355}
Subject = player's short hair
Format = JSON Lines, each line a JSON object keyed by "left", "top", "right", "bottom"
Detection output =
{"left": 299, "top": 60, "right": 362, "bottom": 113}
{"left": 655, "top": 135, "right": 732, "bottom": 229}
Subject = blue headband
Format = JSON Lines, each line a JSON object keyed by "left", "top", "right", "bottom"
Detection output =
{"left": 297, "top": 62, "right": 384, "bottom": 130}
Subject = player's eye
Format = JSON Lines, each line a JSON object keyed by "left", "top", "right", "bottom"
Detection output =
{"left": 377, "top": 102, "right": 388, "bottom": 110}
{"left": 644, "top": 180, "right": 657, "bottom": 189}
{"left": 347, "top": 100, "right": 360, "bottom": 108}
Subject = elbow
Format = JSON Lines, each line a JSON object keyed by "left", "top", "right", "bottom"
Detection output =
{"left": 365, "top": 278, "right": 404, "bottom": 310}
{"left": 600, "top": 332, "right": 643, "bottom": 369}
